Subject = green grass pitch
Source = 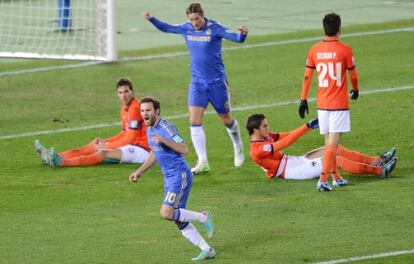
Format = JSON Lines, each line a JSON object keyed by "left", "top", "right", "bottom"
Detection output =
{"left": 0, "top": 19, "right": 414, "bottom": 263}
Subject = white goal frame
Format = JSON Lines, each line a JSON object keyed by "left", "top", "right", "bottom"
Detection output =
{"left": 0, "top": 0, "right": 117, "bottom": 61}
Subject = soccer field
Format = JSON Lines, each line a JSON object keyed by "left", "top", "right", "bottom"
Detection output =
{"left": 1, "top": 16, "right": 414, "bottom": 264}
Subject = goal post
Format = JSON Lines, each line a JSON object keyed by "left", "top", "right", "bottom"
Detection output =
{"left": 0, "top": 0, "right": 117, "bottom": 61}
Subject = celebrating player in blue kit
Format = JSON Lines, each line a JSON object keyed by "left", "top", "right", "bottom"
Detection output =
{"left": 141, "top": 2, "right": 249, "bottom": 174}
{"left": 129, "top": 97, "right": 216, "bottom": 261}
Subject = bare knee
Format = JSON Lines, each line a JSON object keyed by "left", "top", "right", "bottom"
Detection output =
{"left": 159, "top": 207, "right": 174, "bottom": 220}
{"left": 219, "top": 112, "right": 233, "bottom": 126}
{"left": 190, "top": 116, "right": 202, "bottom": 126}
{"left": 189, "top": 107, "right": 205, "bottom": 125}
{"left": 97, "top": 150, "right": 108, "bottom": 158}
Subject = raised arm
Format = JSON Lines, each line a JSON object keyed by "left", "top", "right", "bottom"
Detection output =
{"left": 142, "top": 10, "right": 183, "bottom": 34}
{"left": 218, "top": 24, "right": 248, "bottom": 43}
{"left": 272, "top": 119, "right": 318, "bottom": 152}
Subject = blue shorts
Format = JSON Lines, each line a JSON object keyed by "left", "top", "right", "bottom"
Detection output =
{"left": 188, "top": 79, "right": 231, "bottom": 114}
{"left": 163, "top": 168, "right": 193, "bottom": 209}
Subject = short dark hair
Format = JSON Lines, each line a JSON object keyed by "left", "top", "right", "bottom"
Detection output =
{"left": 116, "top": 78, "right": 133, "bottom": 90}
{"left": 186, "top": 2, "right": 204, "bottom": 16}
{"left": 246, "top": 114, "right": 266, "bottom": 136}
{"left": 323, "top": 13, "right": 341, "bottom": 36}
{"left": 141, "top": 96, "right": 161, "bottom": 113}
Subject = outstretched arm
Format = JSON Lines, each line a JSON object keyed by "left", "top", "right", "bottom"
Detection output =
{"left": 272, "top": 120, "right": 318, "bottom": 152}
{"left": 142, "top": 10, "right": 183, "bottom": 34}
{"left": 105, "top": 130, "right": 139, "bottom": 150}
{"left": 219, "top": 24, "right": 248, "bottom": 43}
{"left": 104, "top": 132, "right": 124, "bottom": 143}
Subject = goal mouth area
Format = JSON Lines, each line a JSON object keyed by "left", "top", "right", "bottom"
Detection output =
{"left": 0, "top": 52, "right": 110, "bottom": 61}
{"left": 0, "top": 0, "right": 117, "bottom": 62}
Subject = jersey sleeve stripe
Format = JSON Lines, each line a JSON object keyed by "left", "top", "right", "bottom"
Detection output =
{"left": 159, "top": 119, "right": 176, "bottom": 136}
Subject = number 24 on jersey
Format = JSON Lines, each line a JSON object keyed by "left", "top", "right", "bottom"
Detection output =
{"left": 316, "top": 62, "right": 342, "bottom": 88}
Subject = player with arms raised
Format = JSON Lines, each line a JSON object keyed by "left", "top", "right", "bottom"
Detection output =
{"left": 141, "top": 2, "right": 248, "bottom": 175}
{"left": 299, "top": 13, "right": 359, "bottom": 191}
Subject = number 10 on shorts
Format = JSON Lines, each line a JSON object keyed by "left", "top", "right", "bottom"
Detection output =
{"left": 164, "top": 191, "right": 177, "bottom": 204}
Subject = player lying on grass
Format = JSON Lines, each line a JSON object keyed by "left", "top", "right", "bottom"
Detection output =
{"left": 34, "top": 78, "right": 150, "bottom": 167}
{"left": 129, "top": 97, "right": 216, "bottom": 261}
{"left": 246, "top": 114, "right": 397, "bottom": 190}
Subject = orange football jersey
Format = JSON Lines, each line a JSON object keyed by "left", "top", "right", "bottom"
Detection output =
{"left": 106, "top": 98, "right": 149, "bottom": 151}
{"left": 305, "top": 36, "right": 356, "bottom": 110}
{"left": 250, "top": 125, "right": 309, "bottom": 178}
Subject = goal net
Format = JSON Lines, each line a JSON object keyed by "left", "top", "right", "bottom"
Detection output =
{"left": 0, "top": 0, "right": 116, "bottom": 61}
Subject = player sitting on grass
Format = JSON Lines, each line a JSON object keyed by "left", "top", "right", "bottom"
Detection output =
{"left": 34, "top": 78, "right": 150, "bottom": 167}
{"left": 246, "top": 114, "right": 397, "bottom": 190}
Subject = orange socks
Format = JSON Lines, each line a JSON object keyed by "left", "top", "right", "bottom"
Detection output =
{"left": 331, "top": 145, "right": 342, "bottom": 180}
{"left": 321, "top": 145, "right": 383, "bottom": 179}
{"left": 336, "top": 156, "right": 382, "bottom": 176}
{"left": 61, "top": 152, "right": 103, "bottom": 167}
{"left": 320, "top": 144, "right": 337, "bottom": 182}
{"left": 60, "top": 141, "right": 97, "bottom": 159}
{"left": 337, "top": 145, "right": 379, "bottom": 165}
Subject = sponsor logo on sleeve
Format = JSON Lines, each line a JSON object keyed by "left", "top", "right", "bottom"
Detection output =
{"left": 263, "top": 144, "right": 272, "bottom": 152}
{"left": 130, "top": 120, "right": 139, "bottom": 129}
{"left": 173, "top": 135, "right": 184, "bottom": 143}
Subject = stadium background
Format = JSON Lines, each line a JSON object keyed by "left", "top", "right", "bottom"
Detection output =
{"left": 0, "top": 1, "right": 413, "bottom": 263}
{"left": 117, "top": 0, "right": 414, "bottom": 50}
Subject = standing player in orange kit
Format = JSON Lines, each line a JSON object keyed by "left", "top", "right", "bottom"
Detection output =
{"left": 34, "top": 78, "right": 150, "bottom": 167}
{"left": 299, "top": 13, "right": 359, "bottom": 191}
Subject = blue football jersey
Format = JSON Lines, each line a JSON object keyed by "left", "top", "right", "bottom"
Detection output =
{"left": 147, "top": 118, "right": 190, "bottom": 177}
{"left": 149, "top": 17, "right": 247, "bottom": 83}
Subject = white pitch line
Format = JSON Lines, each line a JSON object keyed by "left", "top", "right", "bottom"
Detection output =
{"left": 1, "top": 85, "right": 413, "bottom": 141}
{"left": 312, "top": 249, "right": 414, "bottom": 264}
{"left": 0, "top": 27, "right": 412, "bottom": 77}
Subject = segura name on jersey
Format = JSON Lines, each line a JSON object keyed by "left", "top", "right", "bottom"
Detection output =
{"left": 317, "top": 52, "right": 337, "bottom": 60}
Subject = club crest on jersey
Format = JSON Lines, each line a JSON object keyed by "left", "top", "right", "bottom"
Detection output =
{"left": 224, "top": 101, "right": 229, "bottom": 111}
{"left": 205, "top": 28, "right": 211, "bottom": 35}
{"left": 263, "top": 144, "right": 272, "bottom": 152}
